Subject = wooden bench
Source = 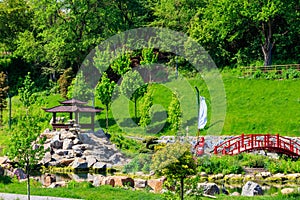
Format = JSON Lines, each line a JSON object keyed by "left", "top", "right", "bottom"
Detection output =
{"left": 51, "top": 123, "right": 73, "bottom": 131}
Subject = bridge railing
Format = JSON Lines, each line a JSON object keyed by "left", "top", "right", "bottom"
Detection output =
{"left": 214, "top": 134, "right": 300, "bottom": 157}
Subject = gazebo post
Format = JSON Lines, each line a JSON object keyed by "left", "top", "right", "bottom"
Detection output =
{"left": 70, "top": 112, "right": 73, "bottom": 120}
{"left": 91, "top": 113, "right": 95, "bottom": 131}
{"left": 53, "top": 112, "right": 57, "bottom": 130}
{"left": 53, "top": 112, "right": 56, "bottom": 124}
{"left": 75, "top": 112, "right": 79, "bottom": 124}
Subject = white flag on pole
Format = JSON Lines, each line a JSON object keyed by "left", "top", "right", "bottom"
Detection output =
{"left": 198, "top": 96, "right": 207, "bottom": 129}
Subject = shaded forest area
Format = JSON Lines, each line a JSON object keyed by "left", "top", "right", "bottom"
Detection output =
{"left": 0, "top": 0, "right": 299, "bottom": 94}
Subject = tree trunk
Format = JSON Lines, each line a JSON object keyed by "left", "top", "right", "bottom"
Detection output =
{"left": 261, "top": 20, "right": 274, "bottom": 66}
{"left": 26, "top": 164, "right": 30, "bottom": 200}
{"left": 105, "top": 105, "right": 109, "bottom": 131}
{"left": 180, "top": 177, "right": 184, "bottom": 200}
{"left": 134, "top": 98, "right": 137, "bottom": 123}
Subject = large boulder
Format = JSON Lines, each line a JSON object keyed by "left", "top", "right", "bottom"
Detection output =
{"left": 86, "top": 156, "right": 97, "bottom": 168}
{"left": 198, "top": 182, "right": 220, "bottom": 196}
{"left": 59, "top": 158, "right": 75, "bottom": 166}
{"left": 44, "top": 173, "right": 56, "bottom": 187}
{"left": 70, "top": 158, "right": 88, "bottom": 169}
{"left": 102, "top": 176, "right": 115, "bottom": 187}
{"left": 148, "top": 177, "right": 165, "bottom": 193}
{"left": 134, "top": 179, "right": 147, "bottom": 188}
{"left": 281, "top": 188, "right": 295, "bottom": 195}
{"left": 241, "top": 181, "right": 263, "bottom": 196}
{"left": 93, "top": 175, "right": 105, "bottom": 187}
{"left": 50, "top": 135, "right": 63, "bottom": 149}
{"left": 92, "top": 162, "right": 107, "bottom": 170}
{"left": 112, "top": 176, "right": 134, "bottom": 187}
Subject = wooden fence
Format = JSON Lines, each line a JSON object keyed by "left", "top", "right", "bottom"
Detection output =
{"left": 240, "top": 64, "right": 300, "bottom": 76}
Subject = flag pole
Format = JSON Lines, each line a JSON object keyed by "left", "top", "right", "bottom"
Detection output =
{"left": 195, "top": 86, "right": 200, "bottom": 139}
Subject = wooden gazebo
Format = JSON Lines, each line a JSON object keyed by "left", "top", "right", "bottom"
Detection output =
{"left": 44, "top": 99, "right": 102, "bottom": 131}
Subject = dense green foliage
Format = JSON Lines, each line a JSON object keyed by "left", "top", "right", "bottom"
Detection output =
{"left": 197, "top": 153, "right": 300, "bottom": 175}
{"left": 1, "top": 0, "right": 298, "bottom": 96}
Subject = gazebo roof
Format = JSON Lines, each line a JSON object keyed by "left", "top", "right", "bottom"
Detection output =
{"left": 44, "top": 105, "right": 102, "bottom": 113}
{"left": 60, "top": 99, "right": 87, "bottom": 105}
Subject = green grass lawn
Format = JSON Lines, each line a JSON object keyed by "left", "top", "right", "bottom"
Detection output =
{"left": 102, "top": 72, "right": 300, "bottom": 137}
{"left": 0, "top": 178, "right": 163, "bottom": 200}
{"left": 0, "top": 177, "right": 299, "bottom": 200}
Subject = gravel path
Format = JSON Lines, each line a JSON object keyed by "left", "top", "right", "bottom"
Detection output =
{"left": 0, "top": 193, "right": 81, "bottom": 200}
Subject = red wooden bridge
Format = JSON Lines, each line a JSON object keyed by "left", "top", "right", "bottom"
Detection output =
{"left": 214, "top": 134, "right": 300, "bottom": 158}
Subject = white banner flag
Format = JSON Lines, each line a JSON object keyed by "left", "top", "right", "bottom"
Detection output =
{"left": 198, "top": 96, "right": 207, "bottom": 129}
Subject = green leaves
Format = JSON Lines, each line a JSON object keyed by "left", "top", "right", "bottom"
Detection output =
{"left": 167, "top": 92, "right": 182, "bottom": 134}
{"left": 152, "top": 142, "right": 196, "bottom": 179}
{"left": 18, "top": 72, "right": 36, "bottom": 110}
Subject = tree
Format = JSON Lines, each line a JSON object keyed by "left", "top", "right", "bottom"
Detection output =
{"left": 140, "top": 48, "right": 158, "bottom": 82}
{"left": 58, "top": 67, "right": 74, "bottom": 98}
{"left": 67, "top": 71, "right": 92, "bottom": 102}
{"left": 151, "top": 142, "right": 197, "bottom": 200}
{"left": 6, "top": 116, "right": 46, "bottom": 200}
{"left": 96, "top": 72, "right": 116, "bottom": 130}
{"left": 120, "top": 70, "right": 146, "bottom": 123}
{"left": 167, "top": 92, "right": 182, "bottom": 134}
{"left": 18, "top": 72, "right": 35, "bottom": 115}
{"left": 138, "top": 86, "right": 153, "bottom": 128}
{"left": 0, "top": 72, "right": 9, "bottom": 125}
{"left": 189, "top": 0, "right": 299, "bottom": 67}
{"left": 111, "top": 51, "right": 132, "bottom": 76}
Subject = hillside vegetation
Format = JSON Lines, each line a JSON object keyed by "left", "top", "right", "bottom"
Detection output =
{"left": 1, "top": 72, "right": 298, "bottom": 153}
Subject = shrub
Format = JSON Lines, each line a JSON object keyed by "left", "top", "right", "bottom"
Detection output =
{"left": 123, "top": 153, "right": 152, "bottom": 174}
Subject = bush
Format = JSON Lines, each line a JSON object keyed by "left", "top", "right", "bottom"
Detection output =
{"left": 122, "top": 153, "right": 152, "bottom": 174}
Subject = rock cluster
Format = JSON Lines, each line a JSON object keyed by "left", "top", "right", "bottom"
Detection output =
{"left": 39, "top": 129, "right": 129, "bottom": 170}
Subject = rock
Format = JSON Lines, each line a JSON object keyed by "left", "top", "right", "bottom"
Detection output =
{"left": 61, "top": 132, "right": 77, "bottom": 140}
{"left": 231, "top": 191, "right": 240, "bottom": 196}
{"left": 286, "top": 173, "right": 300, "bottom": 181}
{"left": 259, "top": 172, "right": 271, "bottom": 178}
{"left": 73, "top": 138, "right": 82, "bottom": 145}
{"left": 148, "top": 177, "right": 165, "bottom": 193}
{"left": 241, "top": 181, "right": 263, "bottom": 196}
{"left": 55, "top": 149, "right": 69, "bottom": 156}
{"left": 0, "top": 166, "right": 4, "bottom": 176}
{"left": 102, "top": 176, "right": 115, "bottom": 187}
{"left": 93, "top": 175, "right": 105, "bottom": 187}
{"left": 198, "top": 182, "right": 220, "bottom": 196}
{"left": 72, "top": 144, "right": 92, "bottom": 151}
{"left": 70, "top": 158, "right": 88, "bottom": 169}
{"left": 92, "top": 162, "right": 106, "bottom": 170}
{"left": 134, "top": 179, "right": 147, "bottom": 188}
{"left": 50, "top": 135, "right": 63, "bottom": 149}
{"left": 52, "top": 153, "right": 62, "bottom": 161}
{"left": 59, "top": 158, "right": 75, "bottom": 166}
{"left": 86, "top": 156, "right": 97, "bottom": 168}
{"left": 48, "top": 181, "right": 66, "bottom": 188}
{"left": 109, "top": 153, "right": 124, "bottom": 165}
{"left": 13, "top": 168, "right": 27, "bottom": 180}
{"left": 112, "top": 176, "right": 134, "bottom": 187}
{"left": 200, "top": 172, "right": 208, "bottom": 177}
{"left": 281, "top": 188, "right": 295, "bottom": 195}
{"left": 63, "top": 139, "right": 73, "bottom": 150}
{"left": 42, "top": 152, "right": 52, "bottom": 164}
{"left": 0, "top": 156, "right": 8, "bottom": 165}
{"left": 44, "top": 174, "right": 56, "bottom": 187}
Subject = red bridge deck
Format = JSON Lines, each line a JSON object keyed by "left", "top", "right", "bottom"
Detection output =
{"left": 214, "top": 134, "right": 300, "bottom": 158}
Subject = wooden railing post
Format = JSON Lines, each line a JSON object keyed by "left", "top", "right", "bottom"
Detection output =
{"left": 241, "top": 134, "right": 244, "bottom": 148}
{"left": 276, "top": 134, "right": 280, "bottom": 148}
{"left": 214, "top": 146, "right": 217, "bottom": 154}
